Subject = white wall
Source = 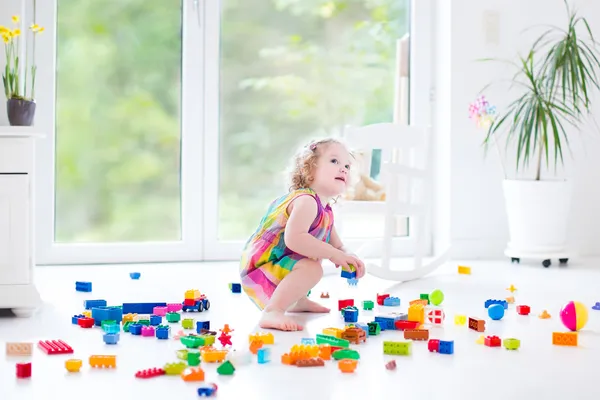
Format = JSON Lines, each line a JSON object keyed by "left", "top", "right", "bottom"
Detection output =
{"left": 433, "top": 0, "right": 600, "bottom": 259}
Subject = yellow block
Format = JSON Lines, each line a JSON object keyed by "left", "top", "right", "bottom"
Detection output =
{"left": 323, "top": 327, "right": 343, "bottom": 338}
{"left": 458, "top": 265, "right": 471, "bottom": 274}
{"left": 454, "top": 315, "right": 466, "bottom": 325}
{"left": 408, "top": 304, "right": 424, "bottom": 324}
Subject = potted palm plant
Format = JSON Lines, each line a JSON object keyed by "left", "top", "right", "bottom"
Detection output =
{"left": 1, "top": 15, "right": 44, "bottom": 126}
{"left": 475, "top": 1, "right": 600, "bottom": 267}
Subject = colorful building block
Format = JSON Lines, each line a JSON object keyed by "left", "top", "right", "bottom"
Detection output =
{"left": 484, "top": 299, "right": 508, "bottom": 309}
{"left": 75, "top": 281, "right": 92, "bottom": 292}
{"left": 362, "top": 300, "right": 374, "bottom": 310}
{"left": 103, "top": 333, "right": 120, "bottom": 345}
{"left": 484, "top": 336, "right": 501, "bottom": 347}
{"left": 457, "top": 265, "right": 471, "bottom": 274}
{"left": 439, "top": 340, "right": 454, "bottom": 354}
{"left": 383, "top": 297, "right": 400, "bottom": 306}
{"left": 454, "top": 315, "right": 466, "bottom": 325}
{"left": 16, "top": 362, "right": 31, "bottom": 378}
{"left": 65, "top": 359, "right": 82, "bottom": 372}
{"left": 156, "top": 325, "right": 170, "bottom": 339}
{"left": 552, "top": 332, "right": 577, "bottom": 346}
{"left": 343, "top": 308, "right": 358, "bottom": 323}
{"left": 503, "top": 338, "right": 520, "bottom": 350}
{"left": 129, "top": 272, "right": 141, "bottom": 279}
{"left": 83, "top": 299, "right": 107, "bottom": 309}
{"left": 383, "top": 340, "right": 411, "bottom": 356}
{"left": 367, "top": 322, "right": 381, "bottom": 335}
{"left": 38, "top": 340, "right": 73, "bottom": 355}
{"left": 257, "top": 348, "right": 271, "bottom": 364}
{"left": 229, "top": 283, "right": 241, "bottom": 293}
{"left": 468, "top": 317, "right": 485, "bottom": 332}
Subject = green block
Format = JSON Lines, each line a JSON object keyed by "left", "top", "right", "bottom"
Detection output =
{"left": 101, "top": 320, "right": 116, "bottom": 328}
{"left": 217, "top": 360, "right": 235, "bottom": 375}
{"left": 137, "top": 319, "right": 150, "bottom": 326}
{"left": 383, "top": 340, "right": 412, "bottom": 356}
{"left": 187, "top": 351, "right": 201, "bottom": 366}
{"left": 181, "top": 335, "right": 203, "bottom": 348}
{"left": 504, "top": 338, "right": 520, "bottom": 350}
{"left": 166, "top": 312, "right": 181, "bottom": 323}
{"left": 363, "top": 300, "right": 374, "bottom": 310}
{"left": 182, "top": 318, "right": 194, "bottom": 329}
{"left": 315, "top": 334, "right": 349, "bottom": 348}
{"left": 164, "top": 361, "right": 187, "bottom": 375}
{"left": 200, "top": 334, "right": 215, "bottom": 346}
{"left": 122, "top": 321, "right": 132, "bottom": 332}
{"left": 367, "top": 321, "right": 381, "bottom": 335}
{"left": 332, "top": 349, "right": 360, "bottom": 360}
{"left": 419, "top": 293, "right": 430, "bottom": 304}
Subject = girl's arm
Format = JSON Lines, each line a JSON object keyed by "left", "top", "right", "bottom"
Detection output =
{"left": 284, "top": 196, "right": 341, "bottom": 260}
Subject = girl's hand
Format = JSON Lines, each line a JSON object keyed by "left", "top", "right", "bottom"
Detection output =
{"left": 330, "top": 250, "right": 366, "bottom": 278}
{"left": 349, "top": 254, "right": 366, "bottom": 278}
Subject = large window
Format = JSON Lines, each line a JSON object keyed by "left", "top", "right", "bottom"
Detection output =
{"left": 34, "top": 0, "right": 431, "bottom": 264}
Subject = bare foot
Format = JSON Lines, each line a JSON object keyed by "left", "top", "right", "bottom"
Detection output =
{"left": 288, "top": 297, "right": 330, "bottom": 313}
{"left": 259, "top": 310, "right": 303, "bottom": 331}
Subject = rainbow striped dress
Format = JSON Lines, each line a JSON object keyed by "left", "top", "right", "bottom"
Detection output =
{"left": 239, "top": 188, "right": 334, "bottom": 310}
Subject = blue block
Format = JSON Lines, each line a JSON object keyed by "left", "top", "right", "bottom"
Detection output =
{"left": 301, "top": 338, "right": 316, "bottom": 345}
{"left": 343, "top": 309, "right": 358, "bottom": 323}
{"left": 484, "top": 299, "right": 508, "bottom": 309}
{"left": 75, "top": 281, "right": 92, "bottom": 292}
{"left": 156, "top": 326, "right": 170, "bottom": 339}
{"left": 341, "top": 270, "right": 357, "bottom": 279}
{"left": 150, "top": 315, "right": 162, "bottom": 326}
{"left": 257, "top": 347, "right": 271, "bottom": 364}
{"left": 104, "top": 323, "right": 120, "bottom": 334}
{"left": 355, "top": 322, "right": 369, "bottom": 333}
{"left": 122, "top": 302, "right": 167, "bottom": 314}
{"left": 103, "top": 333, "right": 120, "bottom": 345}
{"left": 439, "top": 340, "right": 454, "bottom": 354}
{"left": 374, "top": 316, "right": 396, "bottom": 330}
{"left": 72, "top": 314, "right": 85, "bottom": 324}
{"left": 91, "top": 306, "right": 123, "bottom": 326}
{"left": 129, "top": 323, "right": 143, "bottom": 335}
{"left": 196, "top": 321, "right": 210, "bottom": 333}
{"left": 198, "top": 384, "right": 217, "bottom": 397}
{"left": 84, "top": 299, "right": 107, "bottom": 310}
{"left": 129, "top": 272, "right": 141, "bottom": 279}
{"left": 230, "top": 283, "right": 241, "bottom": 293}
{"left": 383, "top": 297, "right": 400, "bottom": 306}
{"left": 347, "top": 278, "right": 358, "bottom": 286}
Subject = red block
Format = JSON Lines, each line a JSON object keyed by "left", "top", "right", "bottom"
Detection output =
{"left": 38, "top": 340, "right": 74, "bottom": 355}
{"left": 516, "top": 305, "right": 531, "bottom": 315}
{"left": 183, "top": 298, "right": 196, "bottom": 306}
{"left": 135, "top": 367, "right": 165, "bottom": 379}
{"left": 394, "top": 320, "right": 420, "bottom": 331}
{"left": 376, "top": 294, "right": 390, "bottom": 305}
{"left": 16, "top": 362, "right": 31, "bottom": 378}
{"left": 428, "top": 339, "right": 440, "bottom": 352}
{"left": 337, "top": 299, "right": 354, "bottom": 311}
{"left": 484, "top": 336, "right": 502, "bottom": 347}
{"left": 77, "top": 317, "right": 94, "bottom": 328}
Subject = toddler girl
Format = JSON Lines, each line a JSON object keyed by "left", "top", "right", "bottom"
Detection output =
{"left": 239, "top": 138, "right": 366, "bottom": 331}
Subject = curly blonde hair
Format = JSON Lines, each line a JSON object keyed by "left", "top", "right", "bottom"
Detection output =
{"left": 289, "top": 138, "right": 354, "bottom": 191}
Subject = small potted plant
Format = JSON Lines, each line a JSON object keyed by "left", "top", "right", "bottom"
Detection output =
{"left": 1, "top": 15, "right": 44, "bottom": 126}
{"left": 472, "top": 1, "right": 600, "bottom": 267}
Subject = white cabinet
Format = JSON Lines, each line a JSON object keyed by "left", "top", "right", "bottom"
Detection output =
{"left": 0, "top": 129, "right": 42, "bottom": 317}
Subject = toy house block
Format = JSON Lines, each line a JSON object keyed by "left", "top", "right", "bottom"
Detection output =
{"left": 457, "top": 265, "right": 471, "bottom": 274}
{"left": 503, "top": 338, "right": 520, "bottom": 350}
{"left": 229, "top": 283, "right": 242, "bottom": 293}
{"left": 408, "top": 304, "right": 425, "bottom": 324}
{"left": 468, "top": 317, "right": 485, "bottom": 332}
{"left": 484, "top": 336, "right": 502, "bottom": 347}
{"left": 84, "top": 299, "right": 107, "bottom": 309}
{"left": 377, "top": 293, "right": 390, "bottom": 305}
{"left": 367, "top": 322, "right": 381, "bottom": 336}
{"left": 552, "top": 332, "right": 577, "bottom": 346}
{"left": 428, "top": 339, "right": 440, "bottom": 352}
{"left": 343, "top": 308, "right": 359, "bottom": 323}
{"left": 75, "top": 281, "right": 92, "bottom": 292}
{"left": 484, "top": 299, "right": 508, "bottom": 309}
{"left": 383, "top": 340, "right": 412, "bottom": 356}
{"left": 338, "top": 299, "right": 354, "bottom": 310}
{"left": 439, "top": 340, "right": 454, "bottom": 354}
{"left": 362, "top": 300, "right": 374, "bottom": 310}
{"left": 516, "top": 305, "right": 531, "bottom": 315}
{"left": 383, "top": 297, "right": 400, "bottom": 307}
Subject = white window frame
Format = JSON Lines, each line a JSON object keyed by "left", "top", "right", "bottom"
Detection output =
{"left": 32, "top": 0, "right": 205, "bottom": 264}
{"left": 202, "top": 0, "right": 433, "bottom": 260}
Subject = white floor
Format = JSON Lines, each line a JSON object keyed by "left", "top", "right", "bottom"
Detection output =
{"left": 1, "top": 259, "right": 600, "bottom": 400}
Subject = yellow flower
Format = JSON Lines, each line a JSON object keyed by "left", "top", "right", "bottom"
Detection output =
{"left": 0, "top": 26, "right": 8, "bottom": 33}
{"left": 12, "top": 29, "right": 21, "bottom": 37}
{"left": 11, "top": 15, "right": 19, "bottom": 24}
{"left": 30, "top": 24, "right": 44, "bottom": 34}
{"left": 2, "top": 34, "right": 9, "bottom": 43}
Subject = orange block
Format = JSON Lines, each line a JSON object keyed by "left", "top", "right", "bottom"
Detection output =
{"left": 338, "top": 359, "right": 358, "bottom": 373}
{"left": 409, "top": 299, "right": 428, "bottom": 307}
{"left": 181, "top": 367, "right": 205, "bottom": 382}
{"left": 202, "top": 350, "right": 227, "bottom": 363}
{"left": 249, "top": 340, "right": 263, "bottom": 354}
{"left": 318, "top": 345, "right": 332, "bottom": 361}
{"left": 89, "top": 355, "right": 116, "bottom": 368}
{"left": 552, "top": 332, "right": 577, "bottom": 346}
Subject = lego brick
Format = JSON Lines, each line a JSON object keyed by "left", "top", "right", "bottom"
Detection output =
{"left": 230, "top": 283, "right": 241, "bottom": 293}
{"left": 75, "top": 281, "right": 92, "bottom": 292}
{"left": 122, "top": 302, "right": 167, "bottom": 314}
{"left": 484, "top": 336, "right": 502, "bottom": 347}
{"left": 38, "top": 340, "right": 73, "bottom": 355}
{"left": 6, "top": 342, "right": 32, "bottom": 356}
{"left": 439, "top": 340, "right": 454, "bottom": 354}
{"left": 484, "top": 299, "right": 508, "bottom": 309}
{"left": 383, "top": 340, "right": 412, "bottom": 356}
{"left": 383, "top": 297, "right": 400, "bottom": 306}
{"left": 552, "top": 332, "right": 577, "bottom": 346}
{"left": 403, "top": 329, "right": 429, "bottom": 341}
{"left": 83, "top": 299, "right": 107, "bottom": 310}
{"left": 503, "top": 338, "right": 520, "bottom": 350}
{"left": 468, "top": 317, "right": 486, "bottom": 332}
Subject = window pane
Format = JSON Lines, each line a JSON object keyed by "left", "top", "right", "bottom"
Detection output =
{"left": 218, "top": 0, "right": 411, "bottom": 241}
{"left": 55, "top": 1, "right": 183, "bottom": 243}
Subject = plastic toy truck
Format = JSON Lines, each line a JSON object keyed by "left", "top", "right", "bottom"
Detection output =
{"left": 182, "top": 290, "right": 211, "bottom": 312}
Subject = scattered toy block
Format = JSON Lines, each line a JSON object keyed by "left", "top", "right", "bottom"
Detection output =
{"left": 156, "top": 325, "right": 171, "bottom": 339}
{"left": 38, "top": 340, "right": 73, "bottom": 355}
{"left": 484, "top": 299, "right": 508, "bottom": 309}
{"left": 419, "top": 293, "right": 430, "bottom": 304}
{"left": 454, "top": 315, "right": 466, "bottom": 325}
{"left": 322, "top": 327, "right": 344, "bottom": 338}
{"left": 301, "top": 338, "right": 315, "bottom": 345}
{"left": 197, "top": 383, "right": 218, "bottom": 397}
{"left": 318, "top": 344, "right": 332, "bottom": 360}
{"left": 71, "top": 313, "right": 85, "bottom": 324}
{"left": 188, "top": 351, "right": 201, "bottom": 366}
{"left": 341, "top": 327, "right": 367, "bottom": 344}
{"left": 65, "top": 359, "right": 83, "bottom": 372}
{"left": 516, "top": 305, "right": 531, "bottom": 315}
{"left": 408, "top": 304, "right": 425, "bottom": 324}
{"left": 320, "top": 292, "right": 330, "bottom": 298}
{"left": 6, "top": 342, "right": 32, "bottom": 356}
{"left": 248, "top": 332, "right": 273, "bottom": 345}
{"left": 103, "top": 333, "right": 120, "bottom": 345}
{"left": 182, "top": 318, "right": 194, "bottom": 329}
{"left": 122, "top": 302, "right": 167, "bottom": 315}
{"left": 506, "top": 296, "right": 515, "bottom": 304}
{"left": 229, "top": 283, "right": 241, "bottom": 293}
{"left": 503, "top": 338, "right": 520, "bottom": 350}
{"left": 89, "top": 355, "right": 116, "bottom": 368}
{"left": 315, "top": 334, "right": 350, "bottom": 348}
{"left": 376, "top": 293, "right": 390, "bottom": 305}
{"left": 363, "top": 300, "right": 374, "bottom": 310}
{"left": 409, "top": 299, "right": 428, "bottom": 307}
{"left": 77, "top": 317, "right": 94, "bottom": 328}
{"left": 592, "top": 302, "right": 600, "bottom": 310}
{"left": 141, "top": 326, "right": 155, "bottom": 337}
{"left": 439, "top": 340, "right": 454, "bottom": 354}
{"left": 343, "top": 308, "right": 358, "bottom": 323}
{"left": 404, "top": 329, "right": 429, "bottom": 341}
{"left": 130, "top": 323, "right": 143, "bottom": 335}
{"left": 468, "top": 317, "right": 485, "bottom": 332}
{"left": 296, "top": 358, "right": 325, "bottom": 367}
{"left": 257, "top": 348, "right": 271, "bottom": 364}
{"left": 338, "top": 299, "right": 354, "bottom": 310}
{"left": 394, "top": 320, "right": 420, "bottom": 331}
{"left": 84, "top": 299, "right": 107, "bottom": 309}
{"left": 426, "top": 307, "right": 445, "bottom": 325}
{"left": 484, "top": 336, "right": 502, "bottom": 347}
{"left": 164, "top": 361, "right": 187, "bottom": 375}
{"left": 475, "top": 335, "right": 485, "bottom": 344}
{"left": 181, "top": 367, "right": 204, "bottom": 381}
{"left": 332, "top": 348, "right": 360, "bottom": 360}
{"left": 249, "top": 339, "right": 263, "bottom": 354}
{"left": 552, "top": 332, "right": 577, "bottom": 346}
{"left": 129, "top": 272, "right": 141, "bottom": 279}
{"left": 458, "top": 265, "right": 471, "bottom": 274}
{"left": 383, "top": 297, "right": 400, "bottom": 306}
{"left": 367, "top": 321, "right": 381, "bottom": 335}
{"left": 428, "top": 339, "right": 440, "bottom": 352}
{"left": 75, "top": 281, "right": 92, "bottom": 292}
{"left": 16, "top": 362, "right": 31, "bottom": 378}
{"left": 383, "top": 340, "right": 412, "bottom": 356}
{"left": 136, "top": 367, "right": 166, "bottom": 379}
{"left": 338, "top": 359, "right": 358, "bottom": 373}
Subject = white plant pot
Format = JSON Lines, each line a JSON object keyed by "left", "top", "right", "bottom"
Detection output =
{"left": 502, "top": 179, "right": 573, "bottom": 264}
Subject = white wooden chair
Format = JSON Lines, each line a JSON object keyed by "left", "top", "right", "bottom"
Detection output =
{"left": 337, "top": 122, "right": 450, "bottom": 282}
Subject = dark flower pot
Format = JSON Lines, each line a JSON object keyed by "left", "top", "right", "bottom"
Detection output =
{"left": 7, "top": 98, "right": 36, "bottom": 126}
